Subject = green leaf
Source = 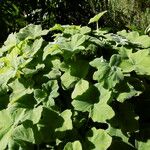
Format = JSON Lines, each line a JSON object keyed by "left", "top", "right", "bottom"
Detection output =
{"left": 114, "top": 77, "right": 144, "bottom": 103}
{"left": 24, "top": 106, "right": 43, "bottom": 124}
{"left": 64, "top": 141, "right": 82, "bottom": 150}
{"left": 12, "top": 124, "right": 37, "bottom": 144}
{"left": 56, "top": 110, "right": 73, "bottom": 132}
{"left": 0, "top": 108, "right": 41, "bottom": 149}
{"left": 0, "top": 56, "right": 18, "bottom": 88}
{"left": 129, "top": 50, "right": 150, "bottom": 75}
{"left": 22, "top": 38, "right": 43, "bottom": 58}
{"left": 22, "top": 63, "right": 45, "bottom": 77}
{"left": 8, "top": 78, "right": 33, "bottom": 104}
{"left": 71, "top": 79, "right": 89, "bottom": 99}
{"left": 109, "top": 54, "right": 121, "bottom": 67}
{"left": 61, "top": 59, "right": 89, "bottom": 83}
{"left": 61, "top": 71, "right": 79, "bottom": 90}
{"left": 117, "top": 30, "right": 150, "bottom": 48}
{"left": 90, "top": 84, "right": 114, "bottom": 122}
{"left": 1, "top": 33, "right": 18, "bottom": 53}
{"left": 42, "top": 80, "right": 59, "bottom": 99}
{"left": 88, "top": 11, "right": 107, "bottom": 24}
{"left": 19, "top": 38, "right": 43, "bottom": 68}
{"left": 90, "top": 57, "right": 124, "bottom": 89}
{"left": 90, "top": 102, "right": 115, "bottom": 123}
{"left": 120, "top": 49, "right": 150, "bottom": 75}
{"left": 44, "top": 68, "right": 61, "bottom": 80}
{"left": 17, "top": 24, "right": 48, "bottom": 40}
{"left": 50, "top": 24, "right": 64, "bottom": 32}
{"left": 38, "top": 107, "right": 64, "bottom": 142}
{"left": 34, "top": 89, "right": 47, "bottom": 103}
{"left": 34, "top": 80, "right": 59, "bottom": 107}
{"left": 119, "top": 59, "right": 134, "bottom": 73}
{"left": 70, "top": 59, "right": 89, "bottom": 78}
{"left": 70, "top": 34, "right": 86, "bottom": 51}
{"left": 84, "top": 127, "right": 112, "bottom": 150}
{"left": 63, "top": 25, "right": 81, "bottom": 35}
{"left": 72, "top": 84, "right": 99, "bottom": 112}
{"left": 43, "top": 43, "right": 60, "bottom": 60}
{"left": 137, "top": 140, "right": 150, "bottom": 150}
{"left": 80, "top": 26, "right": 91, "bottom": 35}
{"left": 72, "top": 83, "right": 114, "bottom": 123}
{"left": 107, "top": 127, "right": 136, "bottom": 150}
{"left": 60, "top": 34, "right": 85, "bottom": 52}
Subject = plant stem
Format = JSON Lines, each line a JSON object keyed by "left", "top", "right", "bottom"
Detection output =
{"left": 96, "top": 22, "right": 99, "bottom": 32}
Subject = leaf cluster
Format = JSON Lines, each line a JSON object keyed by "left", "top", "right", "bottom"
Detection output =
{"left": 0, "top": 22, "right": 150, "bottom": 149}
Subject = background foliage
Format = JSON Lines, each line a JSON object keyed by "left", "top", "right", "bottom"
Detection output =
{"left": 0, "top": 0, "right": 149, "bottom": 45}
{"left": 109, "top": 0, "right": 150, "bottom": 33}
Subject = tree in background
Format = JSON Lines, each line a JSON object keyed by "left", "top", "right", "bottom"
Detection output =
{"left": 109, "top": 0, "right": 150, "bottom": 33}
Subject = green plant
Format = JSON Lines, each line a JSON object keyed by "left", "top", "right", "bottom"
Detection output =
{"left": 145, "top": 24, "right": 150, "bottom": 35}
{"left": 0, "top": 18, "right": 150, "bottom": 149}
{"left": 88, "top": 10, "right": 107, "bottom": 31}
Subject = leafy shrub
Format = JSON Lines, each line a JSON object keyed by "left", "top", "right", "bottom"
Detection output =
{"left": 0, "top": 21, "right": 150, "bottom": 149}
{"left": 109, "top": 0, "right": 150, "bottom": 33}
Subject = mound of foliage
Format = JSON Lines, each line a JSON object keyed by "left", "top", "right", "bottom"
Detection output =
{"left": 0, "top": 20, "right": 150, "bottom": 149}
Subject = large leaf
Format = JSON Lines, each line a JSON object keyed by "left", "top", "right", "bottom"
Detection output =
{"left": 119, "top": 49, "right": 150, "bottom": 75}
{"left": 70, "top": 59, "right": 89, "bottom": 78}
{"left": 17, "top": 24, "right": 49, "bottom": 40}
{"left": 43, "top": 43, "right": 60, "bottom": 60}
{"left": 34, "top": 80, "right": 59, "bottom": 107}
{"left": 117, "top": 30, "right": 150, "bottom": 48}
{"left": 0, "top": 108, "right": 42, "bottom": 149}
{"left": 84, "top": 127, "right": 112, "bottom": 150}
{"left": 114, "top": 77, "right": 144, "bottom": 103}
{"left": 88, "top": 11, "right": 107, "bottom": 24}
{"left": 0, "top": 55, "right": 18, "bottom": 89}
{"left": 90, "top": 101, "right": 115, "bottom": 123}
{"left": 72, "top": 82, "right": 114, "bottom": 122}
{"left": 90, "top": 84, "right": 114, "bottom": 122}
{"left": 129, "top": 50, "right": 150, "bottom": 75}
{"left": 90, "top": 57, "right": 124, "bottom": 89}
{"left": 71, "top": 81, "right": 99, "bottom": 112}
{"left": 60, "top": 34, "right": 85, "bottom": 52}
{"left": 1, "top": 33, "right": 18, "bottom": 54}
{"left": 60, "top": 59, "right": 89, "bottom": 90}
{"left": 56, "top": 110, "right": 73, "bottom": 132}
{"left": 61, "top": 71, "right": 79, "bottom": 90}
{"left": 8, "top": 78, "right": 33, "bottom": 104}
{"left": 64, "top": 141, "right": 82, "bottom": 150}
{"left": 49, "top": 24, "right": 64, "bottom": 32}
{"left": 108, "top": 127, "right": 136, "bottom": 150}
{"left": 137, "top": 140, "right": 150, "bottom": 150}
{"left": 12, "top": 123, "right": 39, "bottom": 144}
{"left": 71, "top": 79, "right": 89, "bottom": 99}
{"left": 38, "top": 107, "right": 64, "bottom": 142}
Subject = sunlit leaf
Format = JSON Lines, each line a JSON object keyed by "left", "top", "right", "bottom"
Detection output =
{"left": 88, "top": 11, "right": 107, "bottom": 24}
